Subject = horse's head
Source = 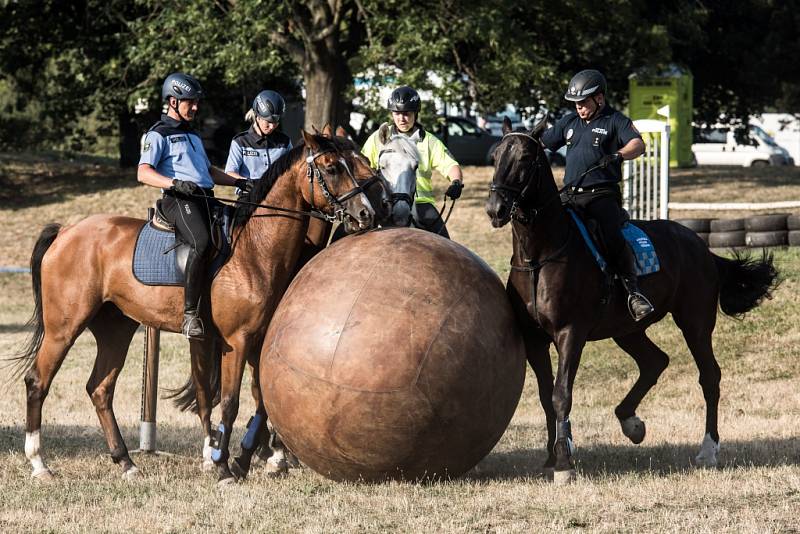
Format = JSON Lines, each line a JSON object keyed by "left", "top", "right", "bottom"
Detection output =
{"left": 301, "top": 130, "right": 376, "bottom": 233}
{"left": 486, "top": 117, "right": 549, "bottom": 228}
{"left": 378, "top": 134, "right": 419, "bottom": 227}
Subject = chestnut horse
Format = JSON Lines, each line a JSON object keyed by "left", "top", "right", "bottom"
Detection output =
{"left": 15, "top": 130, "right": 377, "bottom": 483}
{"left": 486, "top": 120, "right": 778, "bottom": 483}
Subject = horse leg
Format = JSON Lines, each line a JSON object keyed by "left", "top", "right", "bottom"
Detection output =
{"left": 86, "top": 304, "right": 139, "bottom": 478}
{"left": 190, "top": 338, "right": 216, "bottom": 471}
{"left": 551, "top": 331, "right": 587, "bottom": 484}
{"left": 230, "top": 360, "right": 274, "bottom": 480}
{"left": 210, "top": 342, "right": 248, "bottom": 484}
{"left": 676, "top": 320, "right": 721, "bottom": 467}
{"left": 612, "top": 331, "right": 670, "bottom": 444}
{"left": 522, "top": 328, "right": 556, "bottom": 477}
{"left": 25, "top": 306, "right": 96, "bottom": 480}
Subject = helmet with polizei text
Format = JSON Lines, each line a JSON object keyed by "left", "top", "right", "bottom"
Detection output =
{"left": 387, "top": 86, "right": 421, "bottom": 112}
{"left": 564, "top": 69, "right": 607, "bottom": 102}
{"left": 161, "top": 73, "right": 204, "bottom": 102}
{"left": 253, "top": 90, "right": 286, "bottom": 123}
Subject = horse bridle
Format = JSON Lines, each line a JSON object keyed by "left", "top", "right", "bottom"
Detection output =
{"left": 488, "top": 132, "right": 556, "bottom": 224}
{"left": 378, "top": 147, "right": 417, "bottom": 208}
{"left": 306, "top": 146, "right": 379, "bottom": 223}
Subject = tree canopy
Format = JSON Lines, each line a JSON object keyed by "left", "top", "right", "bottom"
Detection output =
{"left": 1, "top": 0, "right": 797, "bottom": 161}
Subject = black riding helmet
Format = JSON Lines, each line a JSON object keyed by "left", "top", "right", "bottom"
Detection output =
{"left": 564, "top": 69, "right": 607, "bottom": 102}
{"left": 253, "top": 90, "right": 286, "bottom": 123}
{"left": 387, "top": 86, "right": 421, "bottom": 112}
{"left": 162, "top": 73, "right": 204, "bottom": 102}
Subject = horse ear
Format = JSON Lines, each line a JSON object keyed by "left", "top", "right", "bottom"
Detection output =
{"left": 502, "top": 116, "right": 513, "bottom": 135}
{"left": 531, "top": 118, "right": 548, "bottom": 139}
{"left": 301, "top": 130, "right": 319, "bottom": 150}
{"left": 335, "top": 126, "right": 347, "bottom": 138}
{"left": 321, "top": 124, "right": 334, "bottom": 138}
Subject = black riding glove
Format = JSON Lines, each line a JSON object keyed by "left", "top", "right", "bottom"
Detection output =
{"left": 172, "top": 179, "right": 198, "bottom": 196}
{"left": 234, "top": 178, "right": 254, "bottom": 193}
{"left": 597, "top": 152, "right": 623, "bottom": 168}
{"left": 445, "top": 179, "right": 464, "bottom": 200}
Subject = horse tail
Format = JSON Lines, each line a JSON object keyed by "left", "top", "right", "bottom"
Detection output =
{"left": 9, "top": 223, "right": 62, "bottom": 379}
{"left": 713, "top": 249, "right": 779, "bottom": 318}
{"left": 163, "top": 341, "right": 222, "bottom": 413}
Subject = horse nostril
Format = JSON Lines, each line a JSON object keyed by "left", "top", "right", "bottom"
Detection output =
{"left": 359, "top": 209, "right": 370, "bottom": 221}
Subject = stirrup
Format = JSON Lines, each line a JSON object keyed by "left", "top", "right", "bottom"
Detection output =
{"left": 627, "top": 292, "right": 654, "bottom": 322}
{"left": 182, "top": 311, "right": 205, "bottom": 339}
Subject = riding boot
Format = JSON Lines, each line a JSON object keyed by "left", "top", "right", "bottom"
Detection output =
{"left": 182, "top": 249, "right": 205, "bottom": 339}
{"left": 618, "top": 245, "right": 654, "bottom": 322}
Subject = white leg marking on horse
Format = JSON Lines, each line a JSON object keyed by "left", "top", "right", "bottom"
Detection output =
{"left": 695, "top": 433, "right": 720, "bottom": 467}
{"left": 265, "top": 448, "right": 288, "bottom": 476}
{"left": 25, "top": 431, "right": 51, "bottom": 478}
{"left": 620, "top": 415, "right": 646, "bottom": 444}
{"left": 122, "top": 465, "right": 140, "bottom": 479}
{"left": 202, "top": 436, "right": 214, "bottom": 471}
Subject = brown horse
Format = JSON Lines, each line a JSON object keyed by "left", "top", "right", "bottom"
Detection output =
{"left": 486, "top": 120, "right": 779, "bottom": 483}
{"left": 15, "top": 130, "right": 378, "bottom": 483}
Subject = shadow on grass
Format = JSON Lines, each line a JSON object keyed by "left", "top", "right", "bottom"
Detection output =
{"left": 0, "top": 152, "right": 137, "bottom": 209}
{"left": 469, "top": 434, "right": 800, "bottom": 482}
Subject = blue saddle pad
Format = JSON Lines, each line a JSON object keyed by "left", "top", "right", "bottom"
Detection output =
{"left": 132, "top": 223, "right": 184, "bottom": 286}
{"left": 567, "top": 208, "right": 660, "bottom": 276}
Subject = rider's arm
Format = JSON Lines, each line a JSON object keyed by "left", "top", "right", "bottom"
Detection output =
{"left": 360, "top": 132, "right": 381, "bottom": 169}
{"left": 137, "top": 132, "right": 173, "bottom": 189}
{"left": 446, "top": 164, "right": 463, "bottom": 183}
{"left": 209, "top": 166, "right": 239, "bottom": 186}
{"left": 224, "top": 139, "right": 245, "bottom": 180}
{"left": 137, "top": 164, "right": 174, "bottom": 189}
{"left": 430, "top": 136, "right": 463, "bottom": 184}
{"left": 618, "top": 137, "right": 645, "bottom": 160}
{"left": 540, "top": 117, "right": 566, "bottom": 151}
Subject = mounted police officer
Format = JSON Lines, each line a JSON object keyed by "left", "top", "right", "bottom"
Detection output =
{"left": 225, "top": 90, "right": 292, "bottom": 191}
{"left": 541, "top": 69, "right": 653, "bottom": 321}
{"left": 138, "top": 72, "right": 248, "bottom": 339}
{"left": 361, "top": 86, "right": 464, "bottom": 238}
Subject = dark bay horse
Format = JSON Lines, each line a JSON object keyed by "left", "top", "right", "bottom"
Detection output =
{"left": 485, "top": 120, "right": 779, "bottom": 484}
{"left": 15, "top": 130, "right": 377, "bottom": 483}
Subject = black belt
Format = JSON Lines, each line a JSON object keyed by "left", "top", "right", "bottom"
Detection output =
{"left": 164, "top": 187, "right": 215, "bottom": 198}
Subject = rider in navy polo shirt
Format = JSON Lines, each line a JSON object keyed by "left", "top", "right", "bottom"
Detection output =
{"left": 225, "top": 90, "right": 292, "bottom": 190}
{"left": 138, "top": 72, "right": 249, "bottom": 339}
{"left": 541, "top": 69, "right": 653, "bottom": 321}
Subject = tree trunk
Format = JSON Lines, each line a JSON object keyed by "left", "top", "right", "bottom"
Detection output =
{"left": 118, "top": 108, "right": 142, "bottom": 168}
{"left": 303, "top": 43, "right": 350, "bottom": 132}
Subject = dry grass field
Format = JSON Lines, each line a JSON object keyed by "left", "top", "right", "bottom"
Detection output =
{"left": 1, "top": 153, "right": 799, "bottom": 532}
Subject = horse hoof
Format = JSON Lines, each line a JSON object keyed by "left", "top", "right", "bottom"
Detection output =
{"left": 32, "top": 468, "right": 54, "bottom": 482}
{"left": 694, "top": 433, "right": 720, "bottom": 468}
{"left": 541, "top": 467, "right": 555, "bottom": 481}
{"left": 286, "top": 452, "right": 301, "bottom": 469}
{"left": 230, "top": 460, "right": 248, "bottom": 481}
{"left": 201, "top": 459, "right": 215, "bottom": 472}
{"left": 265, "top": 458, "right": 288, "bottom": 477}
{"left": 620, "top": 416, "right": 646, "bottom": 444}
{"left": 553, "top": 469, "right": 576, "bottom": 485}
{"left": 122, "top": 466, "right": 140, "bottom": 480}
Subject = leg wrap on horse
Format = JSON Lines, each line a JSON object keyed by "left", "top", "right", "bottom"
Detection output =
{"left": 240, "top": 413, "right": 265, "bottom": 452}
{"left": 210, "top": 422, "right": 231, "bottom": 463}
{"left": 556, "top": 418, "right": 576, "bottom": 455}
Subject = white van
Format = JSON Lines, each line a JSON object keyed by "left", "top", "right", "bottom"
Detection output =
{"left": 750, "top": 113, "right": 799, "bottom": 165}
{"left": 692, "top": 124, "right": 793, "bottom": 167}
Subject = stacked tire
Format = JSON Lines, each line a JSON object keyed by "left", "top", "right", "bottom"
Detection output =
{"left": 675, "top": 214, "right": 798, "bottom": 248}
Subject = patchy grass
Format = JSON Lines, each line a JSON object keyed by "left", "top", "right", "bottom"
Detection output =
{"left": 0, "top": 154, "right": 799, "bottom": 532}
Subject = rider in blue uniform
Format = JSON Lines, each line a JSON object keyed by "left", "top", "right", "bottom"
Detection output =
{"left": 138, "top": 73, "right": 250, "bottom": 339}
{"left": 541, "top": 69, "right": 653, "bottom": 321}
{"left": 225, "top": 90, "right": 292, "bottom": 190}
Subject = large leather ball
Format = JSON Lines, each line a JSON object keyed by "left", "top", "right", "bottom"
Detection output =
{"left": 259, "top": 228, "right": 526, "bottom": 481}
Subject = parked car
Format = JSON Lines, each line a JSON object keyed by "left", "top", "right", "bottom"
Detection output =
{"left": 435, "top": 116, "right": 502, "bottom": 166}
{"left": 692, "top": 125, "right": 793, "bottom": 167}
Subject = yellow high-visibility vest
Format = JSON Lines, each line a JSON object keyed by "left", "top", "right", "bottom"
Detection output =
{"left": 361, "top": 123, "right": 459, "bottom": 204}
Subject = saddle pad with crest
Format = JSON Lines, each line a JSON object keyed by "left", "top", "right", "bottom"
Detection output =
{"left": 132, "top": 223, "right": 184, "bottom": 286}
{"left": 567, "top": 208, "right": 660, "bottom": 276}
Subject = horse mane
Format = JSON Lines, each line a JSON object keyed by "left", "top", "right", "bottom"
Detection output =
{"left": 233, "top": 134, "right": 353, "bottom": 226}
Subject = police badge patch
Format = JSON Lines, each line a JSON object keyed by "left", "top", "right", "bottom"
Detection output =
{"left": 566, "top": 128, "right": 574, "bottom": 141}
{"left": 141, "top": 142, "right": 151, "bottom": 153}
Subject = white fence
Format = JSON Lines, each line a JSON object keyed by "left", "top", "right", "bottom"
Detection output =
{"left": 623, "top": 119, "right": 670, "bottom": 220}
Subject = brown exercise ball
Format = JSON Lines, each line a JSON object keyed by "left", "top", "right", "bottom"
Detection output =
{"left": 259, "top": 227, "right": 526, "bottom": 482}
